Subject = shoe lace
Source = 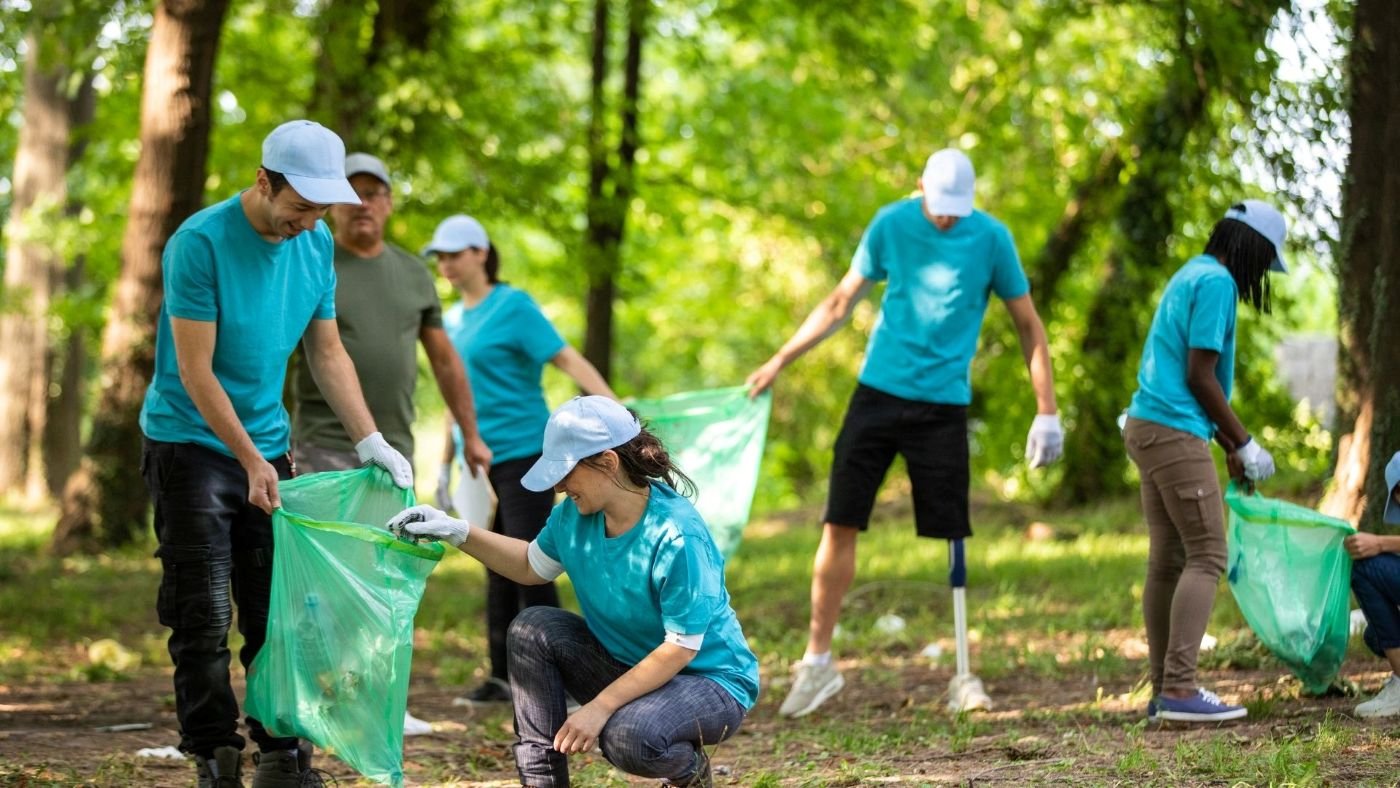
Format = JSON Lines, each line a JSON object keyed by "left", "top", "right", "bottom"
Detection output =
{"left": 1197, "top": 689, "right": 1226, "bottom": 706}
{"left": 300, "top": 767, "right": 337, "bottom": 787}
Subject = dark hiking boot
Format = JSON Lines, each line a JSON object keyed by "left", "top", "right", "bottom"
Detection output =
{"left": 195, "top": 745, "right": 243, "bottom": 788}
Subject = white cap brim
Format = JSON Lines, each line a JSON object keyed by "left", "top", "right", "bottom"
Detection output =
{"left": 924, "top": 192, "right": 973, "bottom": 217}
{"left": 1269, "top": 255, "right": 1287, "bottom": 274}
{"left": 520, "top": 457, "right": 578, "bottom": 492}
{"left": 285, "top": 173, "right": 361, "bottom": 206}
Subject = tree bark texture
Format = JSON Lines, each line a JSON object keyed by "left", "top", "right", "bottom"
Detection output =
{"left": 582, "top": 0, "right": 646, "bottom": 384}
{"left": 1320, "top": 0, "right": 1400, "bottom": 530}
{"left": 52, "top": 0, "right": 230, "bottom": 555}
{"left": 0, "top": 30, "right": 72, "bottom": 498}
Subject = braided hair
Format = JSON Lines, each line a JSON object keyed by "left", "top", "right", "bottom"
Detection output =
{"left": 1203, "top": 204, "right": 1276, "bottom": 313}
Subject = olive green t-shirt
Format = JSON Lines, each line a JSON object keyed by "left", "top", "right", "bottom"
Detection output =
{"left": 291, "top": 242, "right": 442, "bottom": 457}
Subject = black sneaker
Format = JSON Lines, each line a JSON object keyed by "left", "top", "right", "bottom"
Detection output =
{"left": 195, "top": 745, "right": 243, "bottom": 788}
{"left": 461, "top": 677, "right": 512, "bottom": 704}
{"left": 251, "top": 746, "right": 335, "bottom": 787}
{"left": 662, "top": 748, "right": 712, "bottom": 788}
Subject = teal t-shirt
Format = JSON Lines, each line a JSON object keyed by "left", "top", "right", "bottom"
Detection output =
{"left": 1127, "top": 254, "right": 1238, "bottom": 440}
{"left": 534, "top": 482, "right": 761, "bottom": 710}
{"left": 854, "top": 200, "right": 1029, "bottom": 405}
{"left": 442, "top": 285, "right": 566, "bottom": 463}
{"left": 140, "top": 194, "right": 337, "bottom": 458}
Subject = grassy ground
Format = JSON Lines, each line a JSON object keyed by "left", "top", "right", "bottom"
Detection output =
{"left": 2, "top": 486, "right": 1399, "bottom": 786}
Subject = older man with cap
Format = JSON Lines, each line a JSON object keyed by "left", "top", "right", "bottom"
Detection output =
{"left": 1344, "top": 451, "right": 1400, "bottom": 718}
{"left": 747, "top": 148, "right": 1063, "bottom": 718}
{"left": 289, "top": 153, "right": 491, "bottom": 737}
{"left": 138, "top": 120, "right": 413, "bottom": 787}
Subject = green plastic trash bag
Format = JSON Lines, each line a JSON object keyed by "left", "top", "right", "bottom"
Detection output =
{"left": 246, "top": 466, "right": 444, "bottom": 786}
{"left": 629, "top": 386, "right": 772, "bottom": 557}
{"left": 1224, "top": 483, "right": 1355, "bottom": 694}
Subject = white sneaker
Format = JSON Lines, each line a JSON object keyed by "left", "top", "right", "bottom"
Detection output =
{"left": 1356, "top": 674, "right": 1400, "bottom": 719}
{"left": 947, "top": 674, "right": 993, "bottom": 712}
{"left": 403, "top": 709, "right": 433, "bottom": 736}
{"left": 778, "top": 661, "right": 844, "bottom": 718}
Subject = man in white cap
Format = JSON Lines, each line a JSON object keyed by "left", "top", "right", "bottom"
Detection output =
{"left": 138, "top": 120, "right": 414, "bottom": 787}
{"left": 747, "top": 148, "right": 1062, "bottom": 718}
{"left": 1344, "top": 451, "right": 1400, "bottom": 718}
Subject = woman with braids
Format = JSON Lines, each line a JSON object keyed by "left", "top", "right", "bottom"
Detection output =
{"left": 1123, "top": 200, "right": 1289, "bottom": 723}
{"left": 423, "top": 214, "right": 616, "bottom": 704}
{"left": 388, "top": 396, "right": 758, "bottom": 788}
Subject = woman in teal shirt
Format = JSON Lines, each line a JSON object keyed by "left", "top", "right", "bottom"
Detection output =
{"left": 424, "top": 214, "right": 616, "bottom": 703}
{"left": 1124, "top": 200, "right": 1287, "bottom": 723}
{"left": 389, "top": 397, "right": 758, "bottom": 787}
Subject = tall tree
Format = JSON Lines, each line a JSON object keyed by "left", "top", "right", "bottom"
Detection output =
{"left": 1321, "top": 0, "right": 1400, "bottom": 529}
{"left": 307, "top": 0, "right": 439, "bottom": 148}
{"left": 581, "top": 0, "right": 647, "bottom": 381}
{"left": 52, "top": 0, "right": 231, "bottom": 555}
{"left": 0, "top": 10, "right": 95, "bottom": 500}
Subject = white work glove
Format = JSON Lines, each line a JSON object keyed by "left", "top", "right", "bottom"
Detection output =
{"left": 387, "top": 504, "right": 471, "bottom": 547}
{"left": 435, "top": 462, "right": 453, "bottom": 512}
{"left": 1237, "top": 437, "right": 1276, "bottom": 481}
{"left": 1025, "top": 413, "right": 1064, "bottom": 468}
{"left": 355, "top": 431, "right": 414, "bottom": 489}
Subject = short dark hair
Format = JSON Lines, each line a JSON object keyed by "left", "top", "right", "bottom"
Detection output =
{"left": 1203, "top": 205, "right": 1275, "bottom": 313}
{"left": 580, "top": 418, "right": 697, "bottom": 498}
{"left": 262, "top": 167, "right": 290, "bottom": 196}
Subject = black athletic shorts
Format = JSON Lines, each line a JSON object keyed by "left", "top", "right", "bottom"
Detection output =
{"left": 823, "top": 383, "right": 970, "bottom": 539}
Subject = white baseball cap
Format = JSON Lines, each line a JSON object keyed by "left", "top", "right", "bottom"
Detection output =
{"left": 344, "top": 152, "right": 391, "bottom": 186}
{"left": 921, "top": 149, "right": 975, "bottom": 217}
{"left": 521, "top": 396, "right": 642, "bottom": 492}
{"left": 1224, "top": 200, "right": 1288, "bottom": 273}
{"left": 1385, "top": 451, "right": 1400, "bottom": 526}
{"left": 422, "top": 214, "right": 490, "bottom": 255}
{"left": 261, "top": 120, "right": 360, "bottom": 205}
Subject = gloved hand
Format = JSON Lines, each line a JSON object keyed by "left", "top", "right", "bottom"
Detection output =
{"left": 435, "top": 462, "right": 454, "bottom": 512}
{"left": 387, "top": 504, "right": 471, "bottom": 547}
{"left": 1025, "top": 413, "right": 1064, "bottom": 468}
{"left": 1237, "top": 437, "right": 1276, "bottom": 481}
{"left": 355, "top": 431, "right": 414, "bottom": 489}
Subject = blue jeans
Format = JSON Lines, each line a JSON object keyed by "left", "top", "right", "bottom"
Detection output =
{"left": 1353, "top": 553, "right": 1400, "bottom": 657}
{"left": 507, "top": 607, "right": 745, "bottom": 787}
{"left": 143, "top": 439, "right": 299, "bottom": 757}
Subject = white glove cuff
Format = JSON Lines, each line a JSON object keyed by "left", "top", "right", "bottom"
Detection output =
{"left": 1032, "top": 413, "right": 1062, "bottom": 430}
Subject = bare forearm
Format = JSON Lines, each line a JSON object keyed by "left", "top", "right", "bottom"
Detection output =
{"left": 1014, "top": 321, "right": 1057, "bottom": 414}
{"left": 1188, "top": 374, "right": 1247, "bottom": 447}
{"left": 431, "top": 355, "right": 481, "bottom": 439}
{"left": 552, "top": 347, "right": 617, "bottom": 399}
{"left": 591, "top": 644, "right": 695, "bottom": 714}
{"left": 459, "top": 528, "right": 544, "bottom": 585}
{"left": 307, "top": 347, "right": 376, "bottom": 442}
{"left": 180, "top": 367, "right": 263, "bottom": 465}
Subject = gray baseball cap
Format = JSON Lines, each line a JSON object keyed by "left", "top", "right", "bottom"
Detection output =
{"left": 344, "top": 152, "right": 391, "bottom": 186}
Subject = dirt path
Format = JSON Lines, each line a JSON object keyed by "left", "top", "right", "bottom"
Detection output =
{"left": 4, "top": 662, "right": 1398, "bottom": 786}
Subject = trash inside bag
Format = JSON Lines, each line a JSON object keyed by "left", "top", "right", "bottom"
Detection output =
{"left": 1225, "top": 483, "right": 1355, "bottom": 695}
{"left": 246, "top": 466, "right": 444, "bottom": 786}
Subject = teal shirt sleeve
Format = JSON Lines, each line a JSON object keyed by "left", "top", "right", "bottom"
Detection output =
{"left": 163, "top": 231, "right": 219, "bottom": 321}
{"left": 851, "top": 220, "right": 884, "bottom": 281}
{"left": 654, "top": 530, "right": 724, "bottom": 635}
{"left": 313, "top": 224, "right": 336, "bottom": 321}
{"left": 535, "top": 503, "right": 564, "bottom": 563}
{"left": 989, "top": 224, "right": 1029, "bottom": 300}
{"left": 513, "top": 293, "right": 567, "bottom": 364}
{"left": 1187, "top": 276, "right": 1234, "bottom": 352}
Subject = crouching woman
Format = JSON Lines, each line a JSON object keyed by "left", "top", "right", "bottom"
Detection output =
{"left": 388, "top": 396, "right": 758, "bottom": 787}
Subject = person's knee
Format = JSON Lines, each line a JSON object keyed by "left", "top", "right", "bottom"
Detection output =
{"left": 507, "top": 605, "right": 575, "bottom": 652}
{"left": 598, "top": 722, "right": 675, "bottom": 778}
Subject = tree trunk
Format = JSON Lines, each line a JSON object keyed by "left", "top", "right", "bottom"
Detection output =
{"left": 41, "top": 74, "right": 97, "bottom": 499}
{"left": 0, "top": 30, "right": 72, "bottom": 497}
{"left": 1320, "top": 0, "right": 1400, "bottom": 529}
{"left": 308, "top": 0, "right": 438, "bottom": 147}
{"left": 52, "top": 0, "right": 230, "bottom": 555}
{"left": 582, "top": 0, "right": 646, "bottom": 383}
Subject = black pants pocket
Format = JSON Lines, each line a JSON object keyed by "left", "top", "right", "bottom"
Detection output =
{"left": 154, "top": 543, "right": 212, "bottom": 629}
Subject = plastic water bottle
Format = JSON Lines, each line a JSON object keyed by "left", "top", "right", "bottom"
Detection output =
{"left": 297, "top": 592, "right": 338, "bottom": 699}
